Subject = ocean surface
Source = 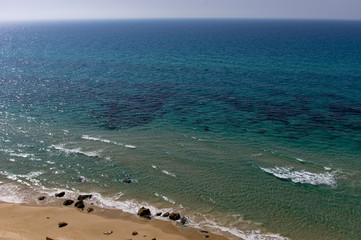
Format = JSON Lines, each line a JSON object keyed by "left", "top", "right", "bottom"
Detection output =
{"left": 0, "top": 19, "right": 360, "bottom": 239}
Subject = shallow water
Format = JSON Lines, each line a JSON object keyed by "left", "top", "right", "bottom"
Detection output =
{"left": 0, "top": 19, "right": 361, "bottom": 240}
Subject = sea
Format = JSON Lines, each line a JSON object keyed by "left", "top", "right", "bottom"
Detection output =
{"left": 0, "top": 19, "right": 360, "bottom": 240}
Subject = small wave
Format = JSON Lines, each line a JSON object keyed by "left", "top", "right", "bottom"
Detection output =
{"left": 203, "top": 221, "right": 289, "bottom": 240}
{"left": 50, "top": 144, "right": 100, "bottom": 157}
{"left": 152, "top": 165, "right": 176, "bottom": 177}
{"left": 261, "top": 166, "right": 336, "bottom": 187}
{"left": 0, "top": 170, "right": 43, "bottom": 187}
{"left": 9, "top": 152, "right": 35, "bottom": 158}
{"left": 82, "top": 135, "right": 112, "bottom": 144}
{"left": 125, "top": 144, "right": 136, "bottom": 149}
{"left": 154, "top": 193, "right": 176, "bottom": 205}
{"left": 296, "top": 158, "right": 306, "bottom": 162}
{"left": 161, "top": 170, "right": 176, "bottom": 177}
{"left": 82, "top": 135, "right": 136, "bottom": 149}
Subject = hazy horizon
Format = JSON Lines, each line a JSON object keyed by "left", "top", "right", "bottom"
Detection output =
{"left": 1, "top": 0, "right": 361, "bottom": 22}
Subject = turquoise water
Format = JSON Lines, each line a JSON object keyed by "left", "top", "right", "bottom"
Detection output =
{"left": 0, "top": 19, "right": 361, "bottom": 239}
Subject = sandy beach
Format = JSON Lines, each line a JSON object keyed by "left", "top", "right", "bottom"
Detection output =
{"left": 0, "top": 202, "right": 230, "bottom": 240}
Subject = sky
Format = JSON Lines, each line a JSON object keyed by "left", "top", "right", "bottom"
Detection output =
{"left": 0, "top": 0, "right": 361, "bottom": 21}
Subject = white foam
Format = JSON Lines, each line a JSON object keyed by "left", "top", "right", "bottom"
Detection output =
{"left": 161, "top": 170, "right": 176, "bottom": 177}
{"left": 152, "top": 165, "right": 176, "bottom": 177}
{"left": 82, "top": 135, "right": 136, "bottom": 149}
{"left": 204, "top": 222, "right": 289, "bottom": 240}
{"left": 125, "top": 144, "right": 136, "bottom": 149}
{"left": 0, "top": 170, "right": 43, "bottom": 187}
{"left": 50, "top": 144, "right": 100, "bottom": 157}
{"left": 9, "top": 152, "right": 35, "bottom": 158}
{"left": 0, "top": 184, "right": 25, "bottom": 203}
{"left": 261, "top": 166, "right": 336, "bottom": 187}
{"left": 154, "top": 193, "right": 176, "bottom": 205}
{"left": 296, "top": 158, "right": 306, "bottom": 162}
{"left": 324, "top": 167, "right": 332, "bottom": 171}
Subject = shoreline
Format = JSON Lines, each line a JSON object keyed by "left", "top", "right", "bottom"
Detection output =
{"left": 0, "top": 199, "right": 231, "bottom": 240}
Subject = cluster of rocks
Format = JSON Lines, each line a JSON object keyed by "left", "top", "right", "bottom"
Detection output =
{"left": 38, "top": 192, "right": 94, "bottom": 213}
{"left": 137, "top": 207, "right": 188, "bottom": 225}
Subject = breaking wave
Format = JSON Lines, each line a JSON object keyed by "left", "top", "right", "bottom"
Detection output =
{"left": 50, "top": 144, "right": 100, "bottom": 157}
{"left": 82, "top": 135, "right": 136, "bottom": 149}
{"left": 260, "top": 166, "right": 336, "bottom": 187}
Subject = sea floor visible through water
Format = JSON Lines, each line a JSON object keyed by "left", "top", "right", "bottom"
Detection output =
{"left": 0, "top": 19, "right": 361, "bottom": 240}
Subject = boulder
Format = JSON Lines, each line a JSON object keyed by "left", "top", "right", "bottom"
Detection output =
{"left": 55, "top": 192, "right": 65, "bottom": 197}
{"left": 169, "top": 212, "right": 181, "bottom": 221}
{"left": 162, "top": 212, "right": 169, "bottom": 217}
{"left": 132, "top": 231, "right": 138, "bottom": 236}
{"left": 63, "top": 200, "right": 74, "bottom": 206}
{"left": 87, "top": 207, "right": 94, "bottom": 213}
{"left": 181, "top": 216, "right": 188, "bottom": 225}
{"left": 137, "top": 207, "right": 151, "bottom": 217}
{"left": 156, "top": 212, "right": 162, "bottom": 216}
{"left": 77, "top": 194, "right": 92, "bottom": 201}
{"left": 74, "top": 200, "right": 85, "bottom": 210}
{"left": 38, "top": 196, "right": 46, "bottom": 201}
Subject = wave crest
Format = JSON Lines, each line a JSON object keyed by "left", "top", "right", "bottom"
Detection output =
{"left": 260, "top": 166, "right": 336, "bottom": 187}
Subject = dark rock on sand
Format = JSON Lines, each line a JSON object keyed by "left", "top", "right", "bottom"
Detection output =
{"left": 200, "top": 230, "right": 209, "bottom": 233}
{"left": 87, "top": 207, "right": 94, "bottom": 213}
{"left": 77, "top": 194, "right": 92, "bottom": 201}
{"left": 46, "top": 237, "right": 54, "bottom": 240}
{"left": 63, "top": 200, "right": 74, "bottom": 206}
{"left": 38, "top": 196, "right": 46, "bottom": 201}
{"left": 55, "top": 192, "right": 65, "bottom": 197}
{"left": 137, "top": 207, "right": 151, "bottom": 217}
{"left": 204, "top": 235, "right": 210, "bottom": 238}
{"left": 122, "top": 177, "right": 132, "bottom": 183}
{"left": 162, "top": 212, "right": 169, "bottom": 217}
{"left": 181, "top": 216, "right": 188, "bottom": 225}
{"left": 169, "top": 212, "right": 181, "bottom": 221}
{"left": 74, "top": 200, "right": 85, "bottom": 210}
{"left": 132, "top": 231, "right": 138, "bottom": 236}
{"left": 58, "top": 222, "right": 68, "bottom": 228}
{"left": 156, "top": 212, "right": 162, "bottom": 216}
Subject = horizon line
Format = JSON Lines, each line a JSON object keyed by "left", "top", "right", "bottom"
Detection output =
{"left": 1, "top": 17, "right": 361, "bottom": 23}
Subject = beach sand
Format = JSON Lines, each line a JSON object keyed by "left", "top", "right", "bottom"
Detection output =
{"left": 0, "top": 202, "right": 230, "bottom": 240}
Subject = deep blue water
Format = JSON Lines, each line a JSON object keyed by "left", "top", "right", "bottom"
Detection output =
{"left": 0, "top": 19, "right": 361, "bottom": 240}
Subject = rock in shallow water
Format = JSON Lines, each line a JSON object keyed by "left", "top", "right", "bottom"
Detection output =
{"left": 181, "top": 216, "right": 188, "bottom": 225}
{"left": 122, "top": 177, "right": 132, "bottom": 183}
{"left": 137, "top": 207, "right": 151, "bottom": 217}
{"left": 169, "top": 212, "right": 181, "bottom": 221}
{"left": 38, "top": 196, "right": 46, "bottom": 201}
{"left": 63, "top": 200, "right": 74, "bottom": 206}
{"left": 55, "top": 192, "right": 65, "bottom": 197}
{"left": 77, "top": 194, "right": 92, "bottom": 201}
